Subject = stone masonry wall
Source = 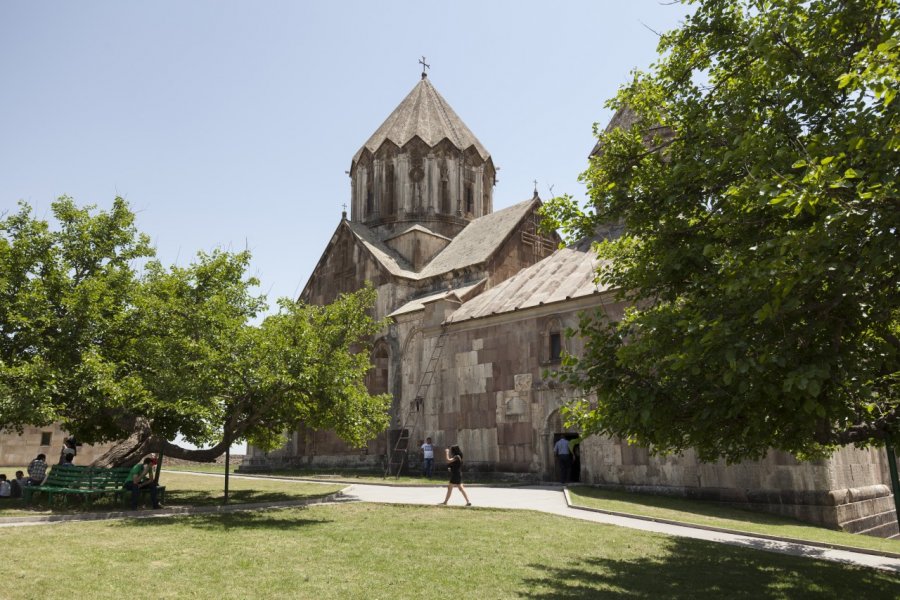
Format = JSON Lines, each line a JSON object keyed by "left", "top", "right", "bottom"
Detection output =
{"left": 579, "top": 435, "right": 897, "bottom": 535}
{"left": 0, "top": 424, "right": 117, "bottom": 467}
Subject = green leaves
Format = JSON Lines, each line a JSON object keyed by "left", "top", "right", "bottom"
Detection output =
{"left": 550, "top": 0, "right": 900, "bottom": 462}
{"left": 0, "top": 198, "right": 390, "bottom": 456}
{"left": 0, "top": 198, "right": 155, "bottom": 440}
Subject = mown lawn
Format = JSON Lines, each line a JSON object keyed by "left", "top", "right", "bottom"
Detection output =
{"left": 230, "top": 467, "right": 522, "bottom": 486}
{"left": 3, "top": 503, "right": 898, "bottom": 599}
{"left": 0, "top": 470, "right": 342, "bottom": 517}
{"left": 568, "top": 486, "right": 900, "bottom": 555}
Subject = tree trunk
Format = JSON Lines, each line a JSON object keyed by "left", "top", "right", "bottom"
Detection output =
{"left": 91, "top": 416, "right": 235, "bottom": 466}
{"left": 91, "top": 417, "right": 154, "bottom": 467}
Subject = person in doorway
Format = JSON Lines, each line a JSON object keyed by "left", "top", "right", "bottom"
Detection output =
{"left": 421, "top": 437, "right": 434, "bottom": 478}
{"left": 553, "top": 436, "right": 572, "bottom": 485}
{"left": 27, "top": 453, "right": 49, "bottom": 486}
{"left": 124, "top": 457, "right": 161, "bottom": 510}
{"left": 441, "top": 445, "right": 471, "bottom": 506}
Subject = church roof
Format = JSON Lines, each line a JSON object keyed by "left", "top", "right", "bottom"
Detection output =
{"left": 446, "top": 236, "right": 613, "bottom": 323}
{"left": 352, "top": 77, "right": 490, "bottom": 165}
{"left": 590, "top": 106, "right": 640, "bottom": 157}
{"left": 590, "top": 105, "right": 675, "bottom": 158}
{"left": 345, "top": 220, "right": 418, "bottom": 278}
{"left": 418, "top": 199, "right": 537, "bottom": 278}
{"left": 383, "top": 224, "right": 451, "bottom": 243}
{"left": 387, "top": 280, "right": 486, "bottom": 319}
{"left": 346, "top": 198, "right": 538, "bottom": 281}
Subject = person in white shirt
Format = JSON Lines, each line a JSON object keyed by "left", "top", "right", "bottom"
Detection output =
{"left": 0, "top": 474, "right": 11, "bottom": 498}
{"left": 421, "top": 437, "right": 435, "bottom": 478}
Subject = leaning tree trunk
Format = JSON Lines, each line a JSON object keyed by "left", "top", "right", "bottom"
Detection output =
{"left": 92, "top": 415, "right": 236, "bottom": 467}
{"left": 91, "top": 416, "right": 155, "bottom": 467}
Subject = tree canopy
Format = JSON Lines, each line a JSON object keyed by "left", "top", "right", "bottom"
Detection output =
{"left": 541, "top": 0, "right": 899, "bottom": 462}
{"left": 0, "top": 197, "right": 390, "bottom": 464}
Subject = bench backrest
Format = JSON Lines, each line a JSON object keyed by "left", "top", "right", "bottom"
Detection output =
{"left": 43, "top": 465, "right": 133, "bottom": 490}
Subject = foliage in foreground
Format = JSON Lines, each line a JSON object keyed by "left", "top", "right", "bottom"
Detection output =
{"left": 542, "top": 0, "right": 900, "bottom": 461}
{"left": 3, "top": 503, "right": 898, "bottom": 599}
{"left": 0, "top": 198, "right": 391, "bottom": 464}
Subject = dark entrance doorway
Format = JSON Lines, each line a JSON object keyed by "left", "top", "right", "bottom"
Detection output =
{"left": 552, "top": 432, "right": 581, "bottom": 483}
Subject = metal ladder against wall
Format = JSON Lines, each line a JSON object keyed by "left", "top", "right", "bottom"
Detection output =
{"left": 385, "top": 327, "right": 448, "bottom": 478}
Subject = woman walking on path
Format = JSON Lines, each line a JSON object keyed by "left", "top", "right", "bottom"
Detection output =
{"left": 441, "top": 445, "right": 471, "bottom": 506}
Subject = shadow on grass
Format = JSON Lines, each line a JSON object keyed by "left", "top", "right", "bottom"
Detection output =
{"left": 521, "top": 537, "right": 900, "bottom": 599}
{"left": 164, "top": 489, "right": 329, "bottom": 506}
{"left": 114, "top": 508, "right": 331, "bottom": 532}
{"left": 1, "top": 489, "right": 335, "bottom": 517}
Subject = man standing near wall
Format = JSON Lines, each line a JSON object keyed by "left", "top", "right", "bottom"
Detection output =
{"left": 553, "top": 437, "right": 572, "bottom": 486}
{"left": 421, "top": 437, "right": 434, "bottom": 478}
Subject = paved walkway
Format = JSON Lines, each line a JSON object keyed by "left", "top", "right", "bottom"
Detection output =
{"left": 4, "top": 472, "right": 899, "bottom": 573}
{"left": 340, "top": 482, "right": 900, "bottom": 574}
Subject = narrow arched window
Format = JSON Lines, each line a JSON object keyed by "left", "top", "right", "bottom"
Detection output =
{"left": 385, "top": 165, "right": 395, "bottom": 215}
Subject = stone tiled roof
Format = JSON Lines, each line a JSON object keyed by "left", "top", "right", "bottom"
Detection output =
{"left": 590, "top": 105, "right": 675, "bottom": 158}
{"left": 345, "top": 221, "right": 418, "bottom": 278}
{"left": 590, "top": 106, "right": 640, "bottom": 158}
{"left": 383, "top": 224, "right": 451, "bottom": 243}
{"left": 446, "top": 236, "right": 612, "bottom": 323}
{"left": 387, "top": 280, "right": 486, "bottom": 318}
{"left": 418, "top": 199, "right": 538, "bottom": 278}
{"left": 347, "top": 198, "right": 538, "bottom": 281}
{"left": 352, "top": 77, "right": 490, "bottom": 165}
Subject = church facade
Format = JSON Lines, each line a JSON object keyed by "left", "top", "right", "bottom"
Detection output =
{"left": 244, "top": 75, "right": 897, "bottom": 537}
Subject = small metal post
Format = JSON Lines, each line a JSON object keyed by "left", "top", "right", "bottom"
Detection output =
{"left": 885, "top": 435, "right": 900, "bottom": 531}
{"left": 224, "top": 446, "right": 230, "bottom": 505}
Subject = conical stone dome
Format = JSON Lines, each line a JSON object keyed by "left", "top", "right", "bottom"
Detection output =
{"left": 349, "top": 76, "right": 496, "bottom": 241}
{"left": 352, "top": 77, "right": 490, "bottom": 167}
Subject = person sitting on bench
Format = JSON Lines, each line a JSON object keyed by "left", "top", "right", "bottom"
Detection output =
{"left": 124, "top": 457, "right": 161, "bottom": 510}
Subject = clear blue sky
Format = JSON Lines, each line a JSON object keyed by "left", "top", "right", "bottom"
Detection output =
{"left": 1, "top": 1, "right": 689, "bottom": 309}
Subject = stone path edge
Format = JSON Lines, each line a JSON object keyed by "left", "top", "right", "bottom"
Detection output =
{"left": 0, "top": 489, "right": 348, "bottom": 527}
{"left": 562, "top": 488, "right": 900, "bottom": 560}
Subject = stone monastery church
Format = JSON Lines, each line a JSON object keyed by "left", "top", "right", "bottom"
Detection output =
{"left": 244, "top": 74, "right": 897, "bottom": 537}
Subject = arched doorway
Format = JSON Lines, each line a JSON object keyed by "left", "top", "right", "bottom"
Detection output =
{"left": 544, "top": 407, "right": 581, "bottom": 483}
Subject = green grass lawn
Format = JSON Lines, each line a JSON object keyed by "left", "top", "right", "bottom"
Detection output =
{"left": 164, "top": 464, "right": 432, "bottom": 484}
{"left": 2, "top": 503, "right": 898, "bottom": 599}
{"left": 232, "top": 467, "right": 523, "bottom": 486}
{"left": 568, "top": 486, "right": 900, "bottom": 555}
{"left": 0, "top": 470, "right": 342, "bottom": 517}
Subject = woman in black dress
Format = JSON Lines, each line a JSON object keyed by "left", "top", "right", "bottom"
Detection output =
{"left": 441, "top": 445, "right": 471, "bottom": 506}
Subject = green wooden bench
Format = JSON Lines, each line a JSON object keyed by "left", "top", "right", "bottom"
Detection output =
{"left": 23, "top": 465, "right": 166, "bottom": 507}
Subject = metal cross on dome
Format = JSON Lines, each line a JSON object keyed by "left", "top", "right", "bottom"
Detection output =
{"left": 419, "top": 56, "right": 430, "bottom": 79}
